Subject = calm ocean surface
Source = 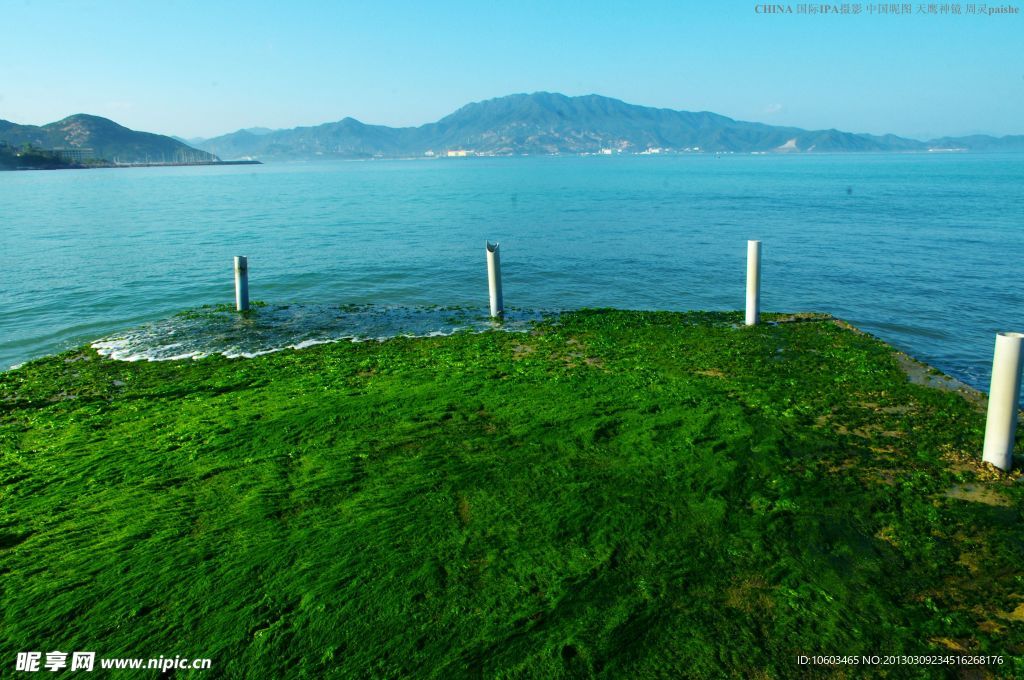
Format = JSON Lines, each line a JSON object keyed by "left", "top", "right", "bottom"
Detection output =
{"left": 1, "top": 154, "right": 1022, "bottom": 394}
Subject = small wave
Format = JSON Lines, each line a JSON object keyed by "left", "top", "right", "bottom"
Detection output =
{"left": 858, "top": 319, "right": 952, "bottom": 342}
{"left": 91, "top": 304, "right": 553, "bottom": 363}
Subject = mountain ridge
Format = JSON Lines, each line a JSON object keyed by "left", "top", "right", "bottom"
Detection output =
{"left": 192, "top": 92, "right": 1024, "bottom": 160}
{"left": 0, "top": 114, "right": 217, "bottom": 164}
{"left": 6, "top": 94, "right": 1021, "bottom": 163}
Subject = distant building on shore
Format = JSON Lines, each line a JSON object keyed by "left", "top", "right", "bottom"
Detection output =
{"left": 446, "top": 149, "right": 470, "bottom": 157}
{"left": 49, "top": 147, "right": 94, "bottom": 162}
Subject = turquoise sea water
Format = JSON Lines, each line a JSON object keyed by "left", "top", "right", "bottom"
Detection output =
{"left": 1, "top": 154, "right": 1022, "bottom": 394}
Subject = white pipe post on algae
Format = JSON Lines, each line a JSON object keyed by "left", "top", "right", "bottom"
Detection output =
{"left": 745, "top": 240, "right": 761, "bottom": 326}
{"left": 234, "top": 256, "right": 250, "bottom": 312}
{"left": 982, "top": 332, "right": 1024, "bottom": 472}
{"left": 486, "top": 241, "right": 504, "bottom": 318}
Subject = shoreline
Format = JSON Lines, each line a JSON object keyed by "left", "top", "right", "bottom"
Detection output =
{"left": 0, "top": 159, "right": 262, "bottom": 172}
{"left": 1, "top": 306, "right": 1001, "bottom": 403}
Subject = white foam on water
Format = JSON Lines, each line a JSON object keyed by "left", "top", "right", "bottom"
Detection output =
{"left": 90, "top": 304, "right": 553, "bottom": 364}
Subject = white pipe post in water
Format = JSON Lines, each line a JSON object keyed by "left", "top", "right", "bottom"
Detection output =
{"left": 234, "top": 256, "right": 250, "bottom": 312}
{"left": 745, "top": 240, "right": 761, "bottom": 326}
{"left": 982, "top": 332, "right": 1024, "bottom": 472}
{"left": 486, "top": 241, "right": 503, "bottom": 318}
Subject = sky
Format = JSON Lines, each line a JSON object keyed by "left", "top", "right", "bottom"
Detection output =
{"left": 2, "top": 0, "right": 1022, "bottom": 140}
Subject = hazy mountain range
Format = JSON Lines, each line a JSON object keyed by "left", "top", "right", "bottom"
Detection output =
{"left": 193, "top": 92, "right": 1024, "bottom": 159}
{"left": 3, "top": 93, "right": 1022, "bottom": 165}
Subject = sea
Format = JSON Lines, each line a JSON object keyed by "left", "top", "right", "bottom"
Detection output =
{"left": 1, "top": 154, "right": 1022, "bottom": 396}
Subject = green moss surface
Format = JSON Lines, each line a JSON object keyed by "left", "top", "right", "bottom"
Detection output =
{"left": 1, "top": 310, "right": 1022, "bottom": 678}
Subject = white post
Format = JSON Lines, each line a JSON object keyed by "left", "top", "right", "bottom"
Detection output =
{"left": 982, "top": 332, "right": 1024, "bottom": 471}
{"left": 745, "top": 240, "right": 761, "bottom": 326}
{"left": 234, "top": 256, "right": 249, "bottom": 312}
{"left": 486, "top": 241, "right": 503, "bottom": 318}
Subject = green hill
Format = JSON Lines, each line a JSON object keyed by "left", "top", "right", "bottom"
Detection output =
{"left": 0, "top": 114, "right": 217, "bottom": 164}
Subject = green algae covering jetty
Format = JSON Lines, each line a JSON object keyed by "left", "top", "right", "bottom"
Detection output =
{"left": 1, "top": 310, "right": 1022, "bottom": 677}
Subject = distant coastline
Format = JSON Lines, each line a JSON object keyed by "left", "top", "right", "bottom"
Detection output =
{"left": 0, "top": 158, "right": 262, "bottom": 172}
{"left": 190, "top": 92, "right": 1024, "bottom": 161}
{"left": 6, "top": 94, "right": 1022, "bottom": 168}
{"left": 105, "top": 159, "right": 263, "bottom": 168}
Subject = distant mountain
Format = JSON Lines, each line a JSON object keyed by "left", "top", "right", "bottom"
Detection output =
{"left": 0, "top": 114, "right": 217, "bottom": 164}
{"left": 193, "top": 92, "right": 1023, "bottom": 160}
{"left": 171, "top": 128, "right": 272, "bottom": 148}
{"left": 199, "top": 118, "right": 420, "bottom": 160}
{"left": 923, "top": 134, "right": 1024, "bottom": 152}
{"left": 171, "top": 135, "right": 208, "bottom": 147}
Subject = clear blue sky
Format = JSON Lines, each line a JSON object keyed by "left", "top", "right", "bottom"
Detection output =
{"left": 3, "top": 0, "right": 1021, "bottom": 139}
